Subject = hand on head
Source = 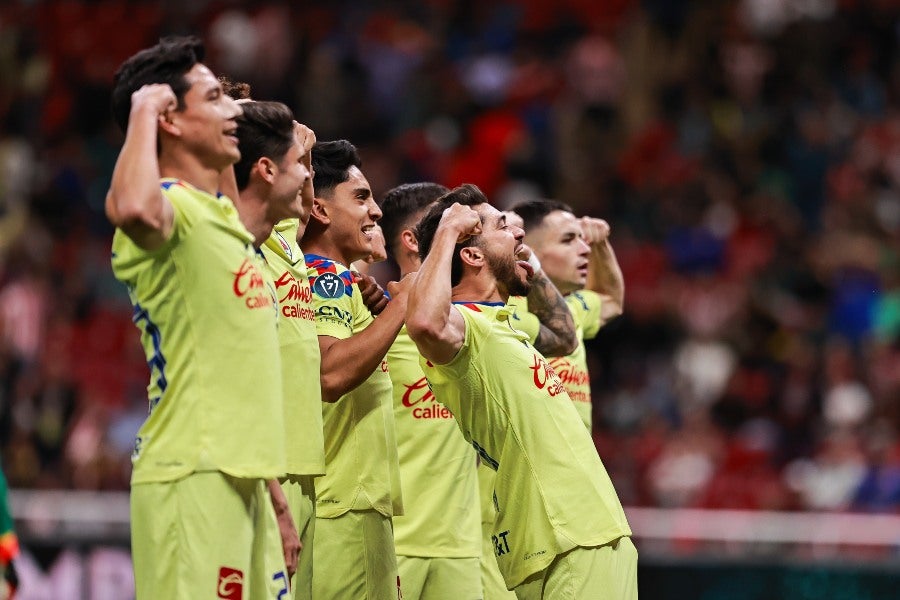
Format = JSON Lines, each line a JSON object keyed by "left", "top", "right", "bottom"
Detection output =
{"left": 132, "top": 84, "right": 177, "bottom": 121}
{"left": 441, "top": 203, "right": 482, "bottom": 243}
{"left": 294, "top": 122, "right": 317, "bottom": 158}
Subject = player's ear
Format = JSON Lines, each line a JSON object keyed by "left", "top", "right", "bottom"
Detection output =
{"left": 310, "top": 196, "right": 330, "bottom": 226}
{"left": 157, "top": 111, "right": 181, "bottom": 138}
{"left": 460, "top": 245, "right": 483, "bottom": 268}
{"left": 255, "top": 157, "right": 277, "bottom": 185}
{"left": 400, "top": 228, "right": 418, "bottom": 254}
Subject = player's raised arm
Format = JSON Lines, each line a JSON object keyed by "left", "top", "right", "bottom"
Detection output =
{"left": 406, "top": 203, "right": 480, "bottom": 364}
{"left": 517, "top": 242, "right": 578, "bottom": 356}
{"left": 317, "top": 272, "right": 414, "bottom": 402}
{"left": 106, "top": 84, "right": 177, "bottom": 250}
{"left": 581, "top": 216, "right": 625, "bottom": 322}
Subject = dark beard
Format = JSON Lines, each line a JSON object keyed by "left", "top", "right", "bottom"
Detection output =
{"left": 488, "top": 252, "right": 531, "bottom": 296}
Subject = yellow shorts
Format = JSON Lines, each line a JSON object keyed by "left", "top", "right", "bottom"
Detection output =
{"left": 513, "top": 537, "right": 638, "bottom": 600}
{"left": 311, "top": 510, "right": 399, "bottom": 600}
{"left": 397, "top": 555, "right": 481, "bottom": 600}
{"left": 131, "top": 472, "right": 284, "bottom": 600}
{"left": 480, "top": 529, "right": 517, "bottom": 600}
{"left": 281, "top": 475, "right": 317, "bottom": 600}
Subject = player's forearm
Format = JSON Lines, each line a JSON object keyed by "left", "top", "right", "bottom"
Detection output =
{"left": 107, "top": 105, "right": 166, "bottom": 231}
{"left": 527, "top": 270, "right": 577, "bottom": 356}
{"left": 406, "top": 229, "right": 456, "bottom": 342}
{"left": 319, "top": 299, "right": 406, "bottom": 402}
{"left": 268, "top": 479, "right": 290, "bottom": 516}
{"left": 586, "top": 241, "right": 625, "bottom": 313}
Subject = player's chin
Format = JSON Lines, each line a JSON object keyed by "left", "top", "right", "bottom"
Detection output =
{"left": 509, "top": 277, "right": 531, "bottom": 297}
{"left": 221, "top": 146, "right": 241, "bottom": 166}
{"left": 357, "top": 239, "right": 373, "bottom": 257}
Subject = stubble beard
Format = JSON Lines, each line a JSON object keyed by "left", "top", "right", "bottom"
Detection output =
{"left": 488, "top": 251, "right": 531, "bottom": 297}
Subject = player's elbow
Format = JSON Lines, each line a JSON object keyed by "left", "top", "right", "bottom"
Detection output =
{"left": 538, "top": 335, "right": 578, "bottom": 358}
{"left": 319, "top": 371, "right": 346, "bottom": 403}
{"left": 605, "top": 300, "right": 624, "bottom": 321}
{"left": 406, "top": 314, "right": 444, "bottom": 345}
{"left": 561, "top": 334, "right": 579, "bottom": 355}
{"left": 321, "top": 377, "right": 344, "bottom": 404}
{"left": 106, "top": 190, "right": 158, "bottom": 230}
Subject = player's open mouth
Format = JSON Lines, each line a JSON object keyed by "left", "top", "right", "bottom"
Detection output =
{"left": 362, "top": 224, "right": 375, "bottom": 240}
{"left": 513, "top": 244, "right": 534, "bottom": 277}
{"left": 224, "top": 125, "right": 238, "bottom": 145}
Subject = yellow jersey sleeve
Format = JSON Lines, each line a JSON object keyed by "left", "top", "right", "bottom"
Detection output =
{"left": 569, "top": 290, "right": 603, "bottom": 339}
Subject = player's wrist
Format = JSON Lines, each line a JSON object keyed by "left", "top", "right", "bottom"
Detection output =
{"left": 526, "top": 252, "right": 542, "bottom": 274}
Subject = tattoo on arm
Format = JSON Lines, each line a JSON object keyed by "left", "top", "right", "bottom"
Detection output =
{"left": 527, "top": 271, "right": 577, "bottom": 357}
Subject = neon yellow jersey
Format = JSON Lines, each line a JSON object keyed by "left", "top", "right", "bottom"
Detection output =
{"left": 505, "top": 295, "right": 539, "bottom": 342}
{"left": 388, "top": 327, "right": 480, "bottom": 558}
{"left": 260, "top": 220, "right": 325, "bottom": 477}
{"left": 420, "top": 302, "right": 630, "bottom": 589}
{"left": 111, "top": 179, "right": 285, "bottom": 484}
{"left": 305, "top": 254, "right": 403, "bottom": 519}
{"left": 506, "top": 292, "right": 603, "bottom": 430}
{"left": 549, "top": 291, "right": 602, "bottom": 429}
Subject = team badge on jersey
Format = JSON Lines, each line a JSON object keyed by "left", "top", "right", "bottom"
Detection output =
{"left": 274, "top": 230, "right": 292, "bottom": 260}
{"left": 313, "top": 272, "right": 346, "bottom": 298}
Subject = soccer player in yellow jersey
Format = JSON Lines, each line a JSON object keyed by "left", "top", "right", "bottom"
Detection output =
{"left": 107, "top": 37, "right": 286, "bottom": 599}
{"left": 300, "top": 140, "right": 412, "bottom": 600}
{"left": 379, "top": 182, "right": 577, "bottom": 600}
{"left": 407, "top": 185, "right": 637, "bottom": 600}
{"left": 507, "top": 200, "right": 625, "bottom": 430}
{"left": 225, "top": 90, "right": 322, "bottom": 599}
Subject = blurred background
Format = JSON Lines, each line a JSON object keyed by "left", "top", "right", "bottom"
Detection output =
{"left": 1, "top": 0, "right": 899, "bottom": 598}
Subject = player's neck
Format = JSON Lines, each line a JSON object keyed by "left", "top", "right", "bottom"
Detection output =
{"left": 232, "top": 190, "right": 275, "bottom": 248}
{"left": 398, "top": 255, "right": 421, "bottom": 277}
{"left": 451, "top": 272, "right": 504, "bottom": 304}
{"left": 301, "top": 237, "right": 354, "bottom": 268}
{"left": 159, "top": 150, "right": 222, "bottom": 197}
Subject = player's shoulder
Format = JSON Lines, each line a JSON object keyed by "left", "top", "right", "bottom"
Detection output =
{"left": 568, "top": 290, "right": 600, "bottom": 311}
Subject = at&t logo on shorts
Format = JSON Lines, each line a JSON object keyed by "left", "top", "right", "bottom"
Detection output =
{"left": 217, "top": 566, "right": 244, "bottom": 600}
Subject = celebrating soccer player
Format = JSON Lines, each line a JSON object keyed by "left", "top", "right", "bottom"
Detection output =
{"left": 507, "top": 200, "right": 625, "bottom": 430}
{"left": 300, "top": 140, "right": 412, "bottom": 600}
{"left": 379, "top": 182, "right": 578, "bottom": 600}
{"left": 407, "top": 185, "right": 637, "bottom": 600}
{"left": 107, "top": 37, "right": 286, "bottom": 599}
{"left": 224, "top": 87, "right": 322, "bottom": 599}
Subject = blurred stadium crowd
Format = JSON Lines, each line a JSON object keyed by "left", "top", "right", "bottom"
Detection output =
{"left": 0, "top": 0, "right": 899, "bottom": 516}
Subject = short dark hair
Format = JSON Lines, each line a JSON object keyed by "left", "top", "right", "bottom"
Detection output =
{"left": 415, "top": 184, "right": 489, "bottom": 286}
{"left": 111, "top": 36, "right": 205, "bottom": 133}
{"left": 379, "top": 182, "right": 450, "bottom": 255}
{"left": 220, "top": 80, "right": 296, "bottom": 191}
{"left": 311, "top": 140, "right": 362, "bottom": 198}
{"left": 509, "top": 198, "right": 573, "bottom": 231}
